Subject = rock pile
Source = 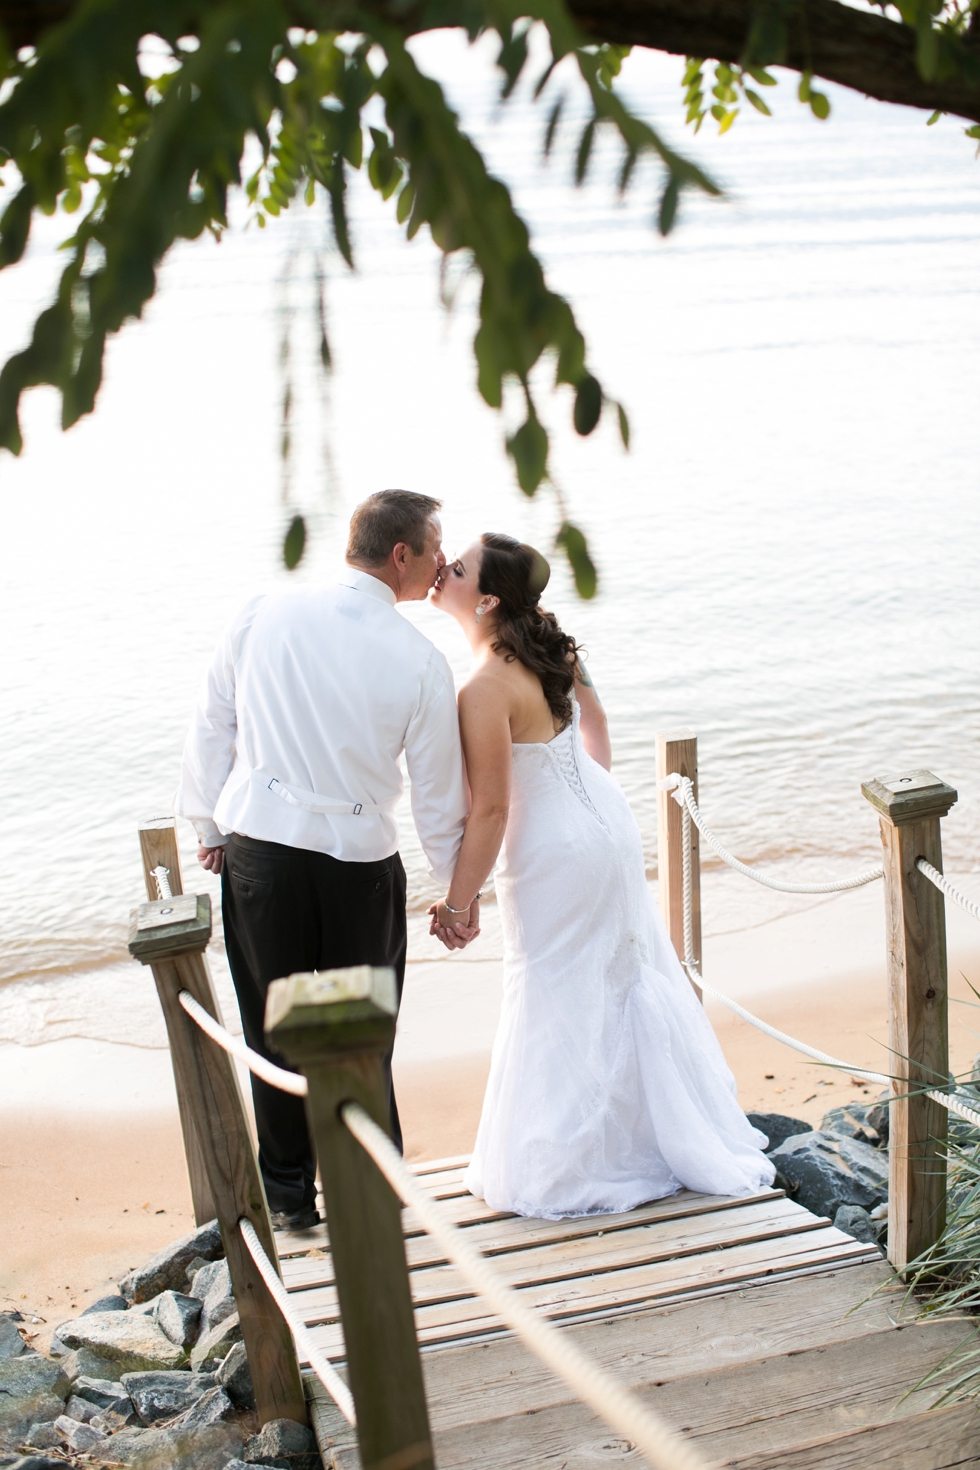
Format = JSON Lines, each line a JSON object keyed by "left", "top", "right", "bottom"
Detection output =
{"left": 747, "top": 1098, "right": 894, "bottom": 1250}
{"left": 0, "top": 1222, "right": 322, "bottom": 1470}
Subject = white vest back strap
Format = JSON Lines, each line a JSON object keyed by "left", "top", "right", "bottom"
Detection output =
{"left": 265, "top": 777, "right": 384, "bottom": 817}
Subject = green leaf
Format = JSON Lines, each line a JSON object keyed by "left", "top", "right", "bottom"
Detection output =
{"left": 498, "top": 24, "right": 529, "bottom": 100}
{"left": 745, "top": 65, "right": 777, "bottom": 87}
{"left": 617, "top": 401, "right": 630, "bottom": 450}
{"left": 658, "top": 174, "right": 681, "bottom": 235}
{"left": 0, "top": 184, "right": 35, "bottom": 268}
{"left": 966, "top": 124, "right": 980, "bottom": 139}
{"left": 745, "top": 88, "right": 771, "bottom": 116}
{"left": 555, "top": 521, "right": 597, "bottom": 599}
{"left": 927, "top": 110, "right": 943, "bottom": 126}
{"left": 798, "top": 70, "right": 812, "bottom": 103}
{"left": 396, "top": 180, "right": 415, "bottom": 224}
{"left": 573, "top": 373, "right": 602, "bottom": 436}
{"left": 543, "top": 95, "right": 564, "bottom": 158}
{"left": 506, "top": 413, "right": 548, "bottom": 496}
{"left": 283, "top": 513, "right": 306, "bottom": 570}
{"left": 575, "top": 118, "right": 596, "bottom": 185}
{"left": 809, "top": 90, "right": 831, "bottom": 121}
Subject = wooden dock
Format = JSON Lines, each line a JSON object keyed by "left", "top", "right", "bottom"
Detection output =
{"left": 273, "top": 1157, "right": 979, "bottom": 1469}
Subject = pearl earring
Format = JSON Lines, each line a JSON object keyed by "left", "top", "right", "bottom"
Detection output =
{"left": 475, "top": 604, "right": 485, "bottom": 622}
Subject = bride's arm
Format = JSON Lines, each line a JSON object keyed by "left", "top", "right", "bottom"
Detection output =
{"left": 576, "top": 667, "right": 612, "bottom": 771}
{"left": 432, "top": 677, "right": 512, "bottom": 938}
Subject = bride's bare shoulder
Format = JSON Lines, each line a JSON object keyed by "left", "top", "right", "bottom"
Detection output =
{"left": 458, "top": 655, "right": 521, "bottom": 709}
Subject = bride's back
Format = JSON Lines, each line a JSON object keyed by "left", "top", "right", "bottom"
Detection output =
{"left": 471, "top": 648, "right": 565, "bottom": 748}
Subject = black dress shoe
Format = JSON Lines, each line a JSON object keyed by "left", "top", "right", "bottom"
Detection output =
{"left": 270, "top": 1207, "right": 321, "bottom": 1231}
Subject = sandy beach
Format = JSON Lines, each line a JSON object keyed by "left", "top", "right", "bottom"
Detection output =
{"left": 4, "top": 878, "right": 980, "bottom": 1351}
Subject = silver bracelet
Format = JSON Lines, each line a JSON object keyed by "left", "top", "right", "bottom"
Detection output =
{"left": 443, "top": 891, "right": 483, "bottom": 915}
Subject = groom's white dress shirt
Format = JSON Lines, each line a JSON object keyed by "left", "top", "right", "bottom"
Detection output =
{"left": 175, "top": 569, "right": 467, "bottom": 884}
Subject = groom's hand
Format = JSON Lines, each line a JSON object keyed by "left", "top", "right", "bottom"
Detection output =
{"left": 197, "top": 844, "right": 225, "bottom": 874}
{"left": 428, "top": 899, "right": 480, "bottom": 951}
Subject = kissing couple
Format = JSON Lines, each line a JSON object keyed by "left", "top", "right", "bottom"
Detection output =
{"left": 176, "top": 489, "right": 774, "bottom": 1229}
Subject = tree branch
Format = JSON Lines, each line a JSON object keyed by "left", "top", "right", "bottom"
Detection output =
{"left": 3, "top": 0, "right": 979, "bottom": 123}
{"left": 566, "top": 0, "right": 980, "bottom": 123}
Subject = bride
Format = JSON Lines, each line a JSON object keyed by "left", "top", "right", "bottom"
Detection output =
{"left": 428, "top": 532, "right": 774, "bottom": 1220}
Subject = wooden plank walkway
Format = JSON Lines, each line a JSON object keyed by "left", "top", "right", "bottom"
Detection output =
{"left": 265, "top": 1155, "right": 980, "bottom": 1468}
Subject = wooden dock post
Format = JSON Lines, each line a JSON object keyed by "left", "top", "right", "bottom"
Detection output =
{"left": 128, "top": 890, "right": 307, "bottom": 1427}
{"left": 656, "top": 730, "right": 702, "bottom": 998}
{"left": 861, "top": 770, "right": 958, "bottom": 1271}
{"left": 266, "top": 967, "right": 434, "bottom": 1470}
{"left": 137, "top": 817, "right": 216, "bottom": 1227}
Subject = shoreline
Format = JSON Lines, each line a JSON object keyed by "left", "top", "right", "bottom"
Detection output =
{"left": 3, "top": 882, "right": 979, "bottom": 1349}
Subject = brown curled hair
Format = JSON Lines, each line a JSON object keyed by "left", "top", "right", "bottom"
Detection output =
{"left": 478, "top": 533, "right": 581, "bottom": 730}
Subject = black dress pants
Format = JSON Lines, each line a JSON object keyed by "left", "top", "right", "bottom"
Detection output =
{"left": 221, "top": 833, "right": 407, "bottom": 1215}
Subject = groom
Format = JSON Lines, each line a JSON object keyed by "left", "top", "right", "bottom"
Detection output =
{"left": 175, "top": 490, "right": 474, "bottom": 1229}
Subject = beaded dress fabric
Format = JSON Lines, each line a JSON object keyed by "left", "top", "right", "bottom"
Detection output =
{"left": 464, "top": 702, "right": 775, "bottom": 1220}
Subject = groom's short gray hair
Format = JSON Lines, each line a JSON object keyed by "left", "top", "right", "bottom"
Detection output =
{"left": 347, "top": 490, "right": 442, "bottom": 565}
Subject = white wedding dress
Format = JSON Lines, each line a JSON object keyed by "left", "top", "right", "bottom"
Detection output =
{"left": 464, "top": 703, "right": 775, "bottom": 1219}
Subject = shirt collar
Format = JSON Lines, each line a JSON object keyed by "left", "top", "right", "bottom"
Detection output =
{"left": 337, "top": 567, "right": 398, "bottom": 607}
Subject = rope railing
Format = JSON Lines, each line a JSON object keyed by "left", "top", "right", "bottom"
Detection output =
{"left": 239, "top": 1217, "right": 357, "bottom": 1427}
{"left": 658, "top": 774, "right": 883, "bottom": 894}
{"left": 341, "top": 1101, "right": 712, "bottom": 1470}
{"left": 671, "top": 794, "right": 980, "bottom": 1135}
{"left": 177, "top": 990, "right": 309, "bottom": 1096}
{"left": 917, "top": 858, "right": 980, "bottom": 923}
{"left": 177, "top": 984, "right": 712, "bottom": 1470}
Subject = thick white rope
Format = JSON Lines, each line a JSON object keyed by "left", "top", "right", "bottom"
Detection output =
{"left": 342, "top": 1102, "right": 713, "bottom": 1470}
{"left": 917, "top": 859, "right": 980, "bottom": 923}
{"left": 239, "top": 1217, "right": 356, "bottom": 1426}
{"left": 675, "top": 804, "right": 980, "bottom": 1133}
{"left": 178, "top": 990, "right": 309, "bottom": 1097}
{"left": 151, "top": 865, "right": 173, "bottom": 900}
{"left": 659, "top": 774, "right": 883, "bottom": 894}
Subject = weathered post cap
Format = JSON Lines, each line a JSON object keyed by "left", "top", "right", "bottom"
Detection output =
{"left": 861, "top": 770, "right": 958, "bottom": 823}
{"left": 265, "top": 967, "right": 397, "bottom": 1056}
{"left": 128, "top": 893, "right": 211, "bottom": 963}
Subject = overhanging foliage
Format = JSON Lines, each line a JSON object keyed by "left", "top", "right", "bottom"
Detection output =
{"left": 1, "top": 0, "right": 978, "bottom": 590}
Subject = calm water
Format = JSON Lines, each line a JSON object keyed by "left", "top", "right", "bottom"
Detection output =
{"left": 2, "top": 35, "right": 979, "bottom": 1046}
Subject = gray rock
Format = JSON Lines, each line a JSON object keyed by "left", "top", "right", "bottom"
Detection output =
{"left": 54, "top": 1412, "right": 107, "bottom": 1450}
{"left": 22, "top": 1425, "right": 61, "bottom": 1450}
{"left": 89, "top": 1422, "right": 244, "bottom": 1468}
{"left": 833, "top": 1204, "right": 884, "bottom": 1249}
{"left": 184, "top": 1256, "right": 209, "bottom": 1290}
{"left": 189, "top": 1260, "right": 228, "bottom": 1303}
{"left": 64, "top": 1392, "right": 101, "bottom": 1423}
{"left": 120, "top": 1220, "right": 224, "bottom": 1304}
{"left": 191, "top": 1313, "right": 242, "bottom": 1370}
{"left": 121, "top": 1369, "right": 216, "bottom": 1425}
{"left": 0, "top": 1355, "right": 69, "bottom": 1448}
{"left": 0, "top": 1318, "right": 25, "bottom": 1362}
{"left": 156, "top": 1292, "right": 202, "bottom": 1350}
{"left": 866, "top": 1090, "right": 890, "bottom": 1148}
{"left": 45, "top": 1332, "right": 67, "bottom": 1359}
{"left": 167, "top": 1385, "right": 235, "bottom": 1429}
{"left": 57, "top": 1309, "right": 186, "bottom": 1373}
{"left": 820, "top": 1104, "right": 882, "bottom": 1148}
{"left": 745, "top": 1112, "right": 812, "bottom": 1154}
{"left": 91, "top": 1407, "right": 138, "bottom": 1433}
{"left": 770, "top": 1129, "right": 889, "bottom": 1219}
{"left": 73, "top": 1374, "right": 132, "bottom": 1415}
{"left": 82, "top": 1295, "right": 129, "bottom": 1315}
{"left": 217, "top": 1342, "right": 255, "bottom": 1410}
{"left": 243, "top": 1416, "right": 320, "bottom": 1470}
{"left": 5, "top": 1459, "right": 69, "bottom": 1470}
{"left": 61, "top": 1346, "right": 122, "bottom": 1382}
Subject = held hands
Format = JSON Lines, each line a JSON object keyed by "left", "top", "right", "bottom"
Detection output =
{"left": 197, "top": 844, "right": 225, "bottom": 874}
{"left": 427, "top": 898, "right": 481, "bottom": 951}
